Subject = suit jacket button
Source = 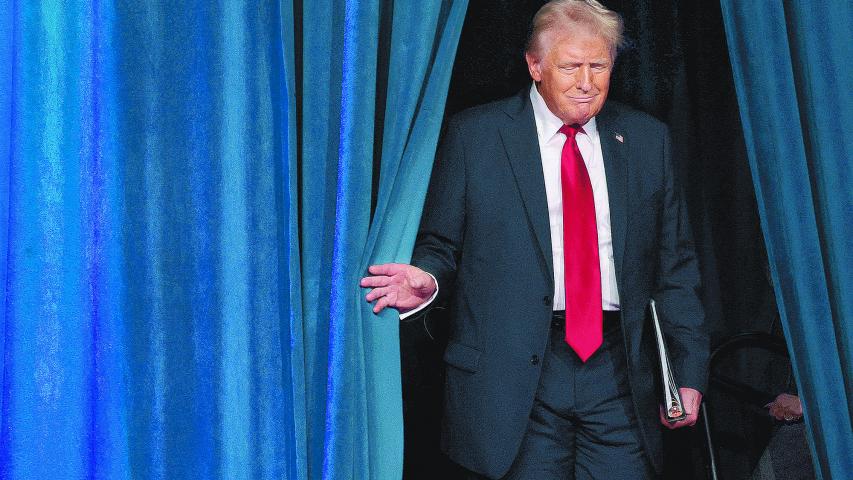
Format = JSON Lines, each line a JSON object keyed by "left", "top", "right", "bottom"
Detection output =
{"left": 530, "top": 355, "right": 540, "bottom": 366}
{"left": 543, "top": 296, "right": 552, "bottom": 306}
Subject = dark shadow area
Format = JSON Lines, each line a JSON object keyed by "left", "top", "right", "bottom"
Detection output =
{"left": 401, "top": 1, "right": 792, "bottom": 478}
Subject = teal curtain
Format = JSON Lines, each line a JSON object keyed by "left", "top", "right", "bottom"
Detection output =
{"left": 0, "top": 0, "right": 467, "bottom": 478}
{"left": 299, "top": 1, "right": 467, "bottom": 478}
{"left": 719, "top": 1, "right": 853, "bottom": 478}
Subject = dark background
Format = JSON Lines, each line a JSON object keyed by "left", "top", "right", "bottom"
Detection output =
{"left": 400, "top": 1, "right": 794, "bottom": 478}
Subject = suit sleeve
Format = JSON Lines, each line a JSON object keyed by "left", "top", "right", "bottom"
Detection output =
{"left": 411, "top": 116, "right": 466, "bottom": 308}
{"left": 654, "top": 128, "right": 710, "bottom": 394}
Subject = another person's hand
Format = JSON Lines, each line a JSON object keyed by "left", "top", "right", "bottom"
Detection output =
{"left": 659, "top": 387, "right": 703, "bottom": 429}
{"left": 360, "top": 263, "right": 437, "bottom": 314}
{"left": 766, "top": 393, "right": 802, "bottom": 422}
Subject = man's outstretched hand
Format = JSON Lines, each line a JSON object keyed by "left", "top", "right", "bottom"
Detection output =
{"left": 659, "top": 387, "right": 703, "bottom": 429}
{"left": 360, "top": 263, "right": 437, "bottom": 314}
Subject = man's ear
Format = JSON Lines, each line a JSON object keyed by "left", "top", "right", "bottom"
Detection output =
{"left": 525, "top": 52, "right": 542, "bottom": 82}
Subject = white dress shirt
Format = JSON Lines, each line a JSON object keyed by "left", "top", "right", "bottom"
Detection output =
{"left": 530, "top": 83, "right": 620, "bottom": 310}
{"left": 400, "top": 85, "right": 620, "bottom": 320}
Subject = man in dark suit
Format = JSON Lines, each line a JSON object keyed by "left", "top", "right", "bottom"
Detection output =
{"left": 361, "top": 1, "right": 708, "bottom": 478}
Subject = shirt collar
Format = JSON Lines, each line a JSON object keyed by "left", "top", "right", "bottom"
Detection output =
{"left": 529, "top": 83, "right": 598, "bottom": 143}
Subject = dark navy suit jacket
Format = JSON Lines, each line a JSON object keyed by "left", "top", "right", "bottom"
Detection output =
{"left": 411, "top": 89, "right": 709, "bottom": 478}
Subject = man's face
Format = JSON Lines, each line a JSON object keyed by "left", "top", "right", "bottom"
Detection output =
{"left": 525, "top": 29, "right": 613, "bottom": 125}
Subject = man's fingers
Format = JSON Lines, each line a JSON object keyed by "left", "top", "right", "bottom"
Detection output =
{"left": 768, "top": 404, "right": 781, "bottom": 418}
{"left": 659, "top": 406, "right": 677, "bottom": 429}
{"left": 367, "top": 289, "right": 399, "bottom": 306}
{"left": 672, "top": 412, "right": 698, "bottom": 429}
{"left": 659, "top": 405, "right": 699, "bottom": 429}
{"left": 360, "top": 275, "right": 393, "bottom": 288}
{"left": 368, "top": 263, "right": 405, "bottom": 276}
{"left": 665, "top": 388, "right": 703, "bottom": 428}
{"left": 373, "top": 296, "right": 391, "bottom": 314}
{"left": 365, "top": 286, "right": 391, "bottom": 302}
{"left": 681, "top": 411, "right": 699, "bottom": 427}
{"left": 362, "top": 263, "right": 432, "bottom": 315}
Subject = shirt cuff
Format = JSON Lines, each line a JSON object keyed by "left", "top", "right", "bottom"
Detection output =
{"left": 399, "top": 273, "right": 439, "bottom": 320}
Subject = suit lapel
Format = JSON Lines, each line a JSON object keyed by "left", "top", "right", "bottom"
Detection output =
{"left": 499, "top": 92, "right": 554, "bottom": 282}
{"left": 596, "top": 104, "right": 628, "bottom": 285}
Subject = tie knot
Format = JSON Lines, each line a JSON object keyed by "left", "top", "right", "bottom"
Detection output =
{"left": 559, "top": 124, "right": 583, "bottom": 139}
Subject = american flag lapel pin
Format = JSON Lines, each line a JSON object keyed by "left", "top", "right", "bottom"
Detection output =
{"left": 615, "top": 132, "right": 624, "bottom": 143}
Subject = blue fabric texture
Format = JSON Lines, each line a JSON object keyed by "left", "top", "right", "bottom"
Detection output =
{"left": 719, "top": 2, "right": 853, "bottom": 478}
{"left": 0, "top": 0, "right": 466, "bottom": 478}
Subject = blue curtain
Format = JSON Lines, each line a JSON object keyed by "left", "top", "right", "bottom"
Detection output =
{"left": 0, "top": 0, "right": 466, "bottom": 478}
{"left": 719, "top": 2, "right": 853, "bottom": 478}
{"left": 299, "top": 1, "right": 467, "bottom": 478}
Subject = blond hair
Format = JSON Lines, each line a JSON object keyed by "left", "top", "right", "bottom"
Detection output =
{"left": 526, "top": 0, "right": 625, "bottom": 58}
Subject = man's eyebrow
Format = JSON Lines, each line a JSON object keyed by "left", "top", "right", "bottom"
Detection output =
{"left": 556, "top": 60, "right": 611, "bottom": 68}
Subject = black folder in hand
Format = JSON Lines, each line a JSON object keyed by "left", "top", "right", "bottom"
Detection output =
{"left": 650, "top": 299, "right": 687, "bottom": 423}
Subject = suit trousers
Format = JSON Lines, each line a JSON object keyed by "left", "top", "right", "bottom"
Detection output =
{"left": 456, "top": 311, "right": 654, "bottom": 480}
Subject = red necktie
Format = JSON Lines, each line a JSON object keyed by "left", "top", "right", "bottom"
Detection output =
{"left": 559, "top": 124, "right": 602, "bottom": 362}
